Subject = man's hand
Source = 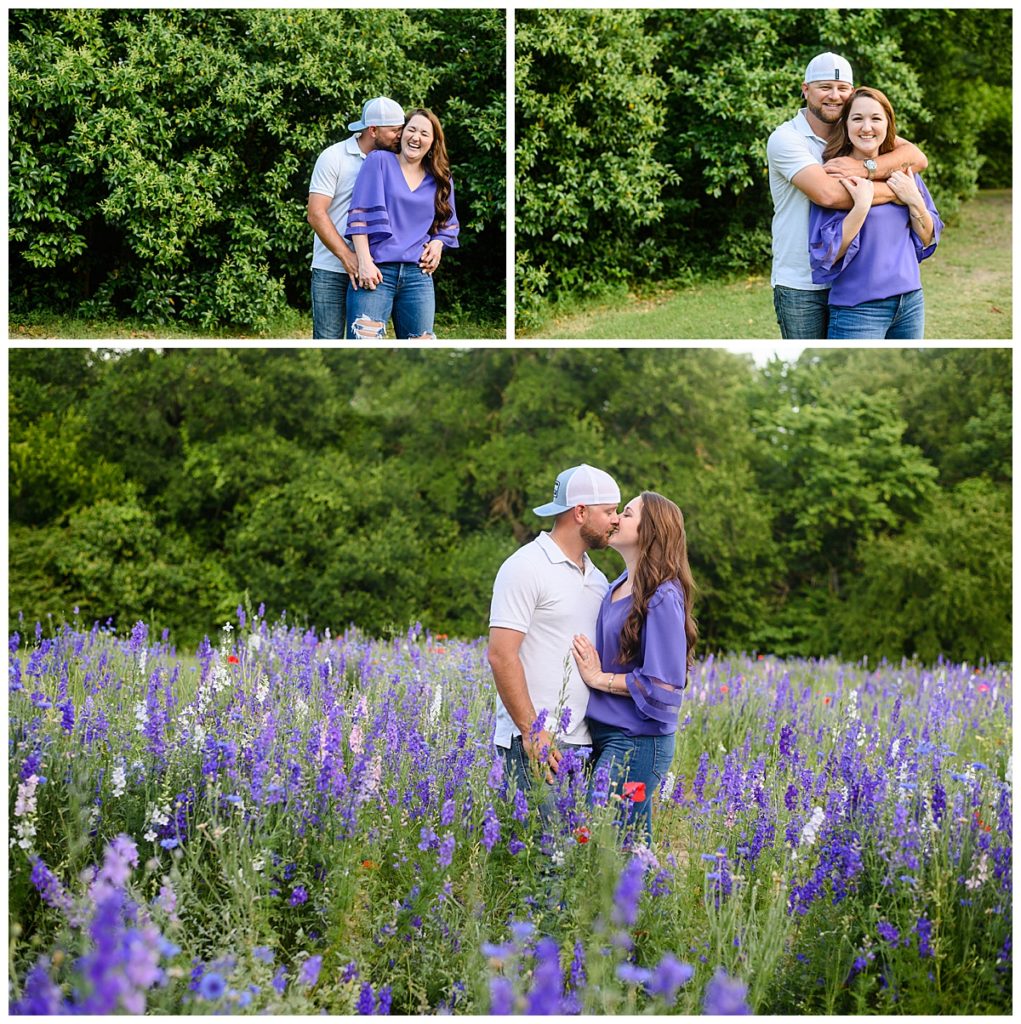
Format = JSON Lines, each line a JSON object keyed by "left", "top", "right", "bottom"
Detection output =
{"left": 340, "top": 249, "right": 360, "bottom": 289}
{"left": 823, "top": 155, "right": 868, "bottom": 179}
{"left": 523, "top": 727, "right": 561, "bottom": 781}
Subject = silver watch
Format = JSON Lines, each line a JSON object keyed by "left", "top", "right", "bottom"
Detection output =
{"left": 863, "top": 158, "right": 878, "bottom": 180}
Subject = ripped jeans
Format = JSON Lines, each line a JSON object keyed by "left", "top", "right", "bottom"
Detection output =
{"left": 346, "top": 262, "right": 436, "bottom": 340}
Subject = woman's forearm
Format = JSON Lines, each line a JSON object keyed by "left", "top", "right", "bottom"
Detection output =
{"left": 836, "top": 206, "right": 869, "bottom": 261}
{"left": 352, "top": 234, "right": 372, "bottom": 262}
{"left": 909, "top": 202, "right": 934, "bottom": 246}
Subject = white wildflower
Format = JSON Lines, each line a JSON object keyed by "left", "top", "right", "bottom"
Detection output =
{"left": 662, "top": 772, "right": 676, "bottom": 798}
{"left": 349, "top": 723, "right": 364, "bottom": 756}
{"left": 248, "top": 633, "right": 263, "bottom": 653}
{"left": 430, "top": 685, "right": 443, "bottom": 726}
{"left": 15, "top": 775, "right": 39, "bottom": 817}
{"left": 111, "top": 761, "right": 127, "bottom": 798}
{"left": 965, "top": 852, "right": 990, "bottom": 891}
{"left": 800, "top": 806, "right": 825, "bottom": 847}
{"left": 135, "top": 700, "right": 148, "bottom": 733}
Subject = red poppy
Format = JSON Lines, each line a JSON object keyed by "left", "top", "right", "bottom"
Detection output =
{"left": 361, "top": 859, "right": 378, "bottom": 870}
{"left": 978, "top": 684, "right": 990, "bottom": 693}
{"left": 823, "top": 696, "right": 831, "bottom": 705}
{"left": 227, "top": 654, "right": 239, "bottom": 664}
{"left": 436, "top": 633, "right": 449, "bottom": 641}
{"left": 622, "top": 781, "right": 646, "bottom": 803}
{"left": 575, "top": 826, "right": 590, "bottom": 844}
{"left": 720, "top": 685, "right": 729, "bottom": 695}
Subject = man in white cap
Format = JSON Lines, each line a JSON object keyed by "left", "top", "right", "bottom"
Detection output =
{"left": 307, "top": 97, "right": 405, "bottom": 339}
{"left": 488, "top": 464, "right": 621, "bottom": 806}
{"left": 766, "top": 52, "right": 928, "bottom": 339}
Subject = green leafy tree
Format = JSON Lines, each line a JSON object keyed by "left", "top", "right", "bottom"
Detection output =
{"left": 9, "top": 9, "right": 504, "bottom": 329}
{"left": 840, "top": 479, "right": 1011, "bottom": 663}
{"left": 515, "top": 9, "right": 678, "bottom": 324}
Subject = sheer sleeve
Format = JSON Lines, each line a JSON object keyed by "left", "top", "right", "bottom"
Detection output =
{"left": 809, "top": 203, "right": 860, "bottom": 285}
{"left": 624, "top": 583, "right": 687, "bottom": 726}
{"left": 429, "top": 177, "right": 460, "bottom": 249}
{"left": 346, "top": 152, "right": 392, "bottom": 245}
{"left": 911, "top": 174, "right": 942, "bottom": 263}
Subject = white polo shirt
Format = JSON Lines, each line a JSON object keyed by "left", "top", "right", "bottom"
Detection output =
{"left": 308, "top": 135, "right": 366, "bottom": 273}
{"left": 489, "top": 531, "right": 609, "bottom": 748}
{"left": 766, "top": 109, "right": 829, "bottom": 290}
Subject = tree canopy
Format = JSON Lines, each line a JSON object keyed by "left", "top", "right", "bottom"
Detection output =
{"left": 9, "top": 347, "right": 1011, "bottom": 665}
{"left": 515, "top": 9, "right": 1012, "bottom": 322}
{"left": 9, "top": 9, "right": 505, "bottom": 329}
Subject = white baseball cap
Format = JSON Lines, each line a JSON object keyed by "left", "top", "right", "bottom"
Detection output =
{"left": 348, "top": 97, "right": 405, "bottom": 132}
{"left": 532, "top": 464, "right": 621, "bottom": 517}
{"left": 804, "top": 52, "right": 853, "bottom": 85}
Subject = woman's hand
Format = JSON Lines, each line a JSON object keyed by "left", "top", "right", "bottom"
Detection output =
{"left": 840, "top": 175, "right": 874, "bottom": 210}
{"left": 571, "top": 635, "right": 602, "bottom": 686}
{"left": 419, "top": 240, "right": 444, "bottom": 275}
{"left": 358, "top": 257, "right": 383, "bottom": 290}
{"left": 887, "top": 170, "right": 923, "bottom": 208}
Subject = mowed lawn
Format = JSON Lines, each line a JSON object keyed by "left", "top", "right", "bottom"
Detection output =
{"left": 523, "top": 190, "right": 1011, "bottom": 340}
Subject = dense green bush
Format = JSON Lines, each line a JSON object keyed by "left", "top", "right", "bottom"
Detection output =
{"left": 515, "top": 8, "right": 1011, "bottom": 316}
{"left": 9, "top": 9, "right": 505, "bottom": 330}
{"left": 8, "top": 347, "right": 1012, "bottom": 663}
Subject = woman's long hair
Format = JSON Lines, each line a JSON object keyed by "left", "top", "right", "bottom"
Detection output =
{"left": 822, "top": 86, "right": 898, "bottom": 163}
{"left": 618, "top": 492, "right": 697, "bottom": 678}
{"left": 404, "top": 108, "right": 454, "bottom": 234}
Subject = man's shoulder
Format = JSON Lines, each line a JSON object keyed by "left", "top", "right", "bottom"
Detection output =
{"left": 767, "top": 114, "right": 808, "bottom": 153}
{"left": 315, "top": 136, "right": 361, "bottom": 164}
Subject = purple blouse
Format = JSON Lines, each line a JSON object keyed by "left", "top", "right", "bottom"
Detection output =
{"left": 808, "top": 173, "right": 942, "bottom": 306}
{"left": 346, "top": 150, "right": 459, "bottom": 264}
{"left": 586, "top": 572, "right": 687, "bottom": 738}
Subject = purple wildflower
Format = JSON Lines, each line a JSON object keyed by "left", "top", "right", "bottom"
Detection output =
{"left": 612, "top": 856, "right": 646, "bottom": 927}
{"left": 356, "top": 981, "right": 375, "bottom": 1014}
{"left": 437, "top": 833, "right": 456, "bottom": 868}
{"left": 300, "top": 955, "right": 323, "bottom": 987}
{"left": 646, "top": 953, "right": 694, "bottom": 1004}
{"left": 703, "top": 968, "right": 751, "bottom": 1015}
{"left": 482, "top": 806, "right": 501, "bottom": 851}
{"left": 490, "top": 975, "right": 514, "bottom": 1014}
{"left": 877, "top": 921, "right": 899, "bottom": 944}
{"left": 617, "top": 962, "right": 652, "bottom": 984}
{"left": 289, "top": 885, "right": 309, "bottom": 906}
{"left": 513, "top": 789, "right": 529, "bottom": 823}
{"left": 915, "top": 917, "right": 933, "bottom": 957}
{"left": 526, "top": 937, "right": 565, "bottom": 1014}
{"left": 199, "top": 971, "right": 227, "bottom": 1000}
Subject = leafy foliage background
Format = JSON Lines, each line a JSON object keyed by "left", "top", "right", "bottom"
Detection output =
{"left": 9, "top": 348, "right": 1011, "bottom": 665}
{"left": 515, "top": 9, "right": 1012, "bottom": 323}
{"left": 9, "top": 9, "right": 505, "bottom": 330}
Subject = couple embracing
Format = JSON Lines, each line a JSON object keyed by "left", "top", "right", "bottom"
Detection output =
{"left": 487, "top": 464, "right": 697, "bottom": 845}
{"left": 769, "top": 52, "right": 943, "bottom": 339}
{"left": 308, "top": 97, "right": 460, "bottom": 340}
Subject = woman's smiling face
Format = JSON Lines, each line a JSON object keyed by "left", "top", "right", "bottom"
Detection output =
{"left": 401, "top": 115, "right": 434, "bottom": 161}
{"left": 846, "top": 95, "right": 888, "bottom": 157}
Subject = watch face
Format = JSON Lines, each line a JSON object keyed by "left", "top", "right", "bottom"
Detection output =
{"left": 864, "top": 159, "right": 878, "bottom": 170}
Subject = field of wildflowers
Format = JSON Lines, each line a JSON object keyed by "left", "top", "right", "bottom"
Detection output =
{"left": 8, "top": 611, "right": 1012, "bottom": 1014}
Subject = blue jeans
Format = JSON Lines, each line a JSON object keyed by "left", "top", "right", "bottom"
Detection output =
{"left": 310, "top": 268, "right": 349, "bottom": 339}
{"left": 588, "top": 720, "right": 675, "bottom": 845}
{"left": 773, "top": 286, "right": 830, "bottom": 339}
{"left": 347, "top": 262, "right": 436, "bottom": 340}
{"left": 500, "top": 736, "right": 587, "bottom": 827}
{"left": 827, "top": 289, "right": 925, "bottom": 339}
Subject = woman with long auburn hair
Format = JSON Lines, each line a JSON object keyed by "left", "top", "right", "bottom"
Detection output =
{"left": 572, "top": 491, "right": 697, "bottom": 843}
{"left": 808, "top": 86, "right": 942, "bottom": 338}
{"left": 345, "top": 107, "right": 459, "bottom": 339}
